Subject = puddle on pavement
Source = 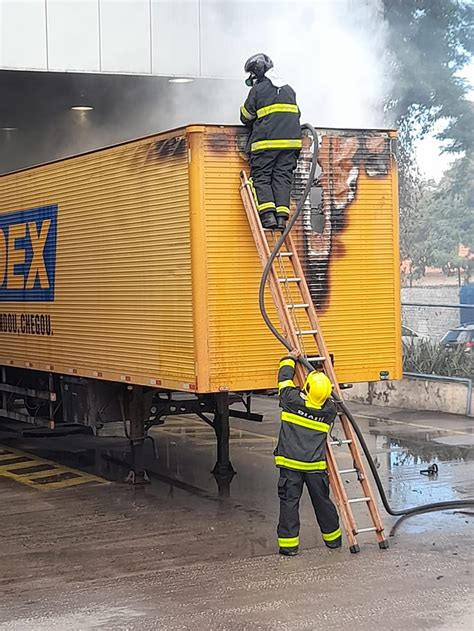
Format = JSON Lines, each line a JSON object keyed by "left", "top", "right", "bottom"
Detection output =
{"left": 2, "top": 415, "right": 473, "bottom": 537}
{"left": 359, "top": 427, "right": 474, "bottom": 536}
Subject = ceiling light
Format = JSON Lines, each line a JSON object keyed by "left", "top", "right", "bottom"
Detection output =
{"left": 1, "top": 126, "right": 18, "bottom": 131}
{"left": 70, "top": 105, "right": 94, "bottom": 111}
{"left": 168, "top": 77, "right": 194, "bottom": 84}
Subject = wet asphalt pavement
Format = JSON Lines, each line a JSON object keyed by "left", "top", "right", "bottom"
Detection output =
{"left": 0, "top": 397, "right": 472, "bottom": 630}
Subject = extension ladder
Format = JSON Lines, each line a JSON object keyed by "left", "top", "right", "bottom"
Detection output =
{"left": 240, "top": 170, "right": 388, "bottom": 553}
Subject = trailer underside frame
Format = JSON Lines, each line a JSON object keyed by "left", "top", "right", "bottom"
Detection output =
{"left": 0, "top": 367, "right": 264, "bottom": 489}
{"left": 126, "top": 387, "right": 264, "bottom": 486}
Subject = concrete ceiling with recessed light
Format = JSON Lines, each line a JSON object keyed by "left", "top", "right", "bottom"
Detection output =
{"left": 0, "top": 70, "right": 243, "bottom": 174}
{"left": 0, "top": 0, "right": 263, "bottom": 174}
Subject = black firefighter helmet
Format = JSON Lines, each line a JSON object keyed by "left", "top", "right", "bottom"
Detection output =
{"left": 244, "top": 53, "right": 273, "bottom": 86}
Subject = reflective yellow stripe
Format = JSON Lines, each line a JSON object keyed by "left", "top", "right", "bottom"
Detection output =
{"left": 251, "top": 139, "right": 303, "bottom": 152}
{"left": 276, "top": 206, "right": 290, "bottom": 216}
{"left": 240, "top": 104, "right": 254, "bottom": 120}
{"left": 281, "top": 411, "right": 330, "bottom": 433}
{"left": 257, "top": 201, "right": 276, "bottom": 212}
{"left": 257, "top": 103, "right": 299, "bottom": 118}
{"left": 279, "top": 358, "right": 295, "bottom": 369}
{"left": 322, "top": 528, "right": 342, "bottom": 542}
{"left": 275, "top": 456, "right": 327, "bottom": 471}
{"left": 248, "top": 178, "right": 258, "bottom": 205}
{"left": 278, "top": 536, "right": 299, "bottom": 548}
{"left": 278, "top": 379, "right": 296, "bottom": 393}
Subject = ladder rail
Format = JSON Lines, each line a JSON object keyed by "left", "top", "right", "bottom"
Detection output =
{"left": 287, "top": 230, "right": 386, "bottom": 543}
{"left": 271, "top": 235, "right": 309, "bottom": 355}
{"left": 241, "top": 181, "right": 302, "bottom": 352}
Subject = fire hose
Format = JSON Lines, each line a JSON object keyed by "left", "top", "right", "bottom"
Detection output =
{"left": 258, "top": 122, "right": 474, "bottom": 526}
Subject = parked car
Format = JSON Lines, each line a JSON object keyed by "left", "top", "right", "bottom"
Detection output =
{"left": 440, "top": 323, "right": 474, "bottom": 352}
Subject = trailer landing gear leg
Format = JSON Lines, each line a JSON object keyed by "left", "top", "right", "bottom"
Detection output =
{"left": 211, "top": 392, "right": 235, "bottom": 496}
{"left": 125, "top": 386, "right": 150, "bottom": 485}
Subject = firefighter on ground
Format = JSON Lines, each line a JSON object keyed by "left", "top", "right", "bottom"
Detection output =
{"left": 240, "top": 53, "right": 302, "bottom": 231}
{"left": 276, "top": 353, "right": 342, "bottom": 556}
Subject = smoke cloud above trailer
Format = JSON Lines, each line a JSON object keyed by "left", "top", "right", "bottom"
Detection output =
{"left": 190, "top": 0, "right": 390, "bottom": 129}
{"left": 107, "top": 0, "right": 391, "bottom": 151}
{"left": 0, "top": 0, "right": 391, "bottom": 173}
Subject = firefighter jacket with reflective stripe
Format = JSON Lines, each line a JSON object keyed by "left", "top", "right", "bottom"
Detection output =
{"left": 240, "top": 77, "right": 302, "bottom": 153}
{"left": 274, "top": 357, "right": 337, "bottom": 472}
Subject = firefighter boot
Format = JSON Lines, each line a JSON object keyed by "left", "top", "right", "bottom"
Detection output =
{"left": 276, "top": 215, "right": 287, "bottom": 232}
{"left": 279, "top": 547, "right": 299, "bottom": 557}
{"left": 260, "top": 210, "right": 278, "bottom": 230}
{"left": 325, "top": 537, "right": 342, "bottom": 550}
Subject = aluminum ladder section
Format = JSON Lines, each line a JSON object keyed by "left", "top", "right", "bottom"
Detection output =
{"left": 240, "top": 170, "right": 388, "bottom": 553}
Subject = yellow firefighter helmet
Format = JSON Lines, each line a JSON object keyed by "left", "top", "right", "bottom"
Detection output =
{"left": 303, "top": 371, "right": 332, "bottom": 409}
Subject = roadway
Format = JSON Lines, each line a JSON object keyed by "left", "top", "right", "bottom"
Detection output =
{"left": 0, "top": 398, "right": 472, "bottom": 630}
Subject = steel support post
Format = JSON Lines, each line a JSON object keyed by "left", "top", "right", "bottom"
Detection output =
{"left": 126, "top": 385, "right": 150, "bottom": 484}
{"left": 211, "top": 392, "right": 236, "bottom": 480}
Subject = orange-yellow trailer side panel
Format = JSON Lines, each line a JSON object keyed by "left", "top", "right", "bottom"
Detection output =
{"left": 1, "top": 124, "right": 401, "bottom": 393}
{"left": 0, "top": 132, "right": 196, "bottom": 389}
{"left": 199, "top": 126, "right": 402, "bottom": 391}
{"left": 199, "top": 127, "right": 284, "bottom": 391}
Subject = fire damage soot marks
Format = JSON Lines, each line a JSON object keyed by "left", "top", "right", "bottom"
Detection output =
{"left": 151, "top": 136, "right": 186, "bottom": 159}
{"left": 295, "top": 131, "right": 392, "bottom": 310}
{"left": 0, "top": 312, "right": 53, "bottom": 336}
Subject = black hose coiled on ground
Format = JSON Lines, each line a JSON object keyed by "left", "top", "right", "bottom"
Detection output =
{"left": 258, "top": 123, "right": 474, "bottom": 524}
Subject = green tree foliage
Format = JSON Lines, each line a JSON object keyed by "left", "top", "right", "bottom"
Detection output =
{"left": 383, "top": 0, "right": 474, "bottom": 153}
{"left": 397, "top": 118, "right": 424, "bottom": 275}
{"left": 406, "top": 154, "right": 474, "bottom": 280}
{"left": 381, "top": 1, "right": 473, "bottom": 275}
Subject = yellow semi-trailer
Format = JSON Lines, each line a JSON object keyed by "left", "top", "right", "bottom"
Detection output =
{"left": 0, "top": 124, "right": 401, "bottom": 477}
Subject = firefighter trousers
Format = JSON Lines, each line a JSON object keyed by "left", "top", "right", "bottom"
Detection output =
{"left": 277, "top": 468, "right": 341, "bottom": 550}
{"left": 249, "top": 149, "right": 300, "bottom": 219}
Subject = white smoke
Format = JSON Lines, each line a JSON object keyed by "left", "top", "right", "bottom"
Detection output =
{"left": 1, "top": 0, "right": 392, "bottom": 173}
{"left": 168, "top": 0, "right": 391, "bottom": 129}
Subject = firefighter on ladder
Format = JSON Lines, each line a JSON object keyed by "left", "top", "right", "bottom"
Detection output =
{"left": 240, "top": 53, "right": 302, "bottom": 231}
{"left": 276, "top": 354, "right": 342, "bottom": 556}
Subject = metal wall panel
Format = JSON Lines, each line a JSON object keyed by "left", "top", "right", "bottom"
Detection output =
{"left": 151, "top": 0, "right": 200, "bottom": 76}
{"left": 47, "top": 0, "right": 100, "bottom": 71}
{"left": 0, "top": 0, "right": 47, "bottom": 70}
{"left": 0, "top": 130, "right": 195, "bottom": 389}
{"left": 100, "top": 0, "right": 151, "bottom": 73}
{"left": 0, "top": 0, "right": 245, "bottom": 77}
